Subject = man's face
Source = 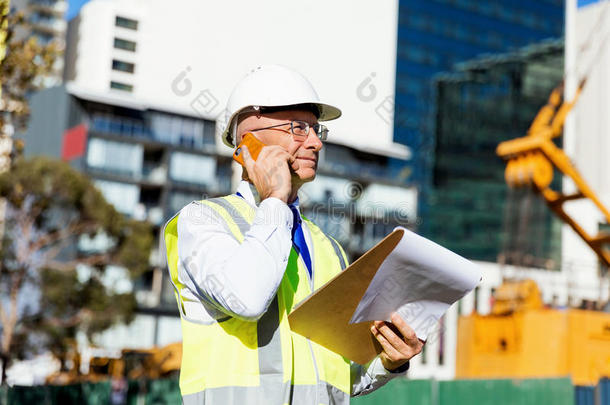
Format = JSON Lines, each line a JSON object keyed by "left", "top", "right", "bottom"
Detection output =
{"left": 236, "top": 109, "right": 323, "bottom": 185}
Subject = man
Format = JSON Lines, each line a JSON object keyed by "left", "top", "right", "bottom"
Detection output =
{"left": 163, "top": 65, "right": 423, "bottom": 404}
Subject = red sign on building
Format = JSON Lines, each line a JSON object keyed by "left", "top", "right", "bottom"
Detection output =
{"left": 61, "top": 124, "right": 88, "bottom": 161}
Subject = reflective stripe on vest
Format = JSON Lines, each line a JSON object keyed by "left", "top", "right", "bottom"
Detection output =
{"left": 162, "top": 195, "right": 351, "bottom": 404}
{"left": 182, "top": 381, "right": 349, "bottom": 405}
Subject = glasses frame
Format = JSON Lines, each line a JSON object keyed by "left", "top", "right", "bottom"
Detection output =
{"left": 249, "top": 120, "right": 328, "bottom": 142}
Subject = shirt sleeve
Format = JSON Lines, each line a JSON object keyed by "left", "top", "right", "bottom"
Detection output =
{"left": 350, "top": 356, "right": 409, "bottom": 397}
{"left": 176, "top": 197, "right": 294, "bottom": 321}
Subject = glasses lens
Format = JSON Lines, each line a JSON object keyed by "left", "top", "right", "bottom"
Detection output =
{"left": 291, "top": 121, "right": 309, "bottom": 137}
{"left": 313, "top": 123, "right": 328, "bottom": 141}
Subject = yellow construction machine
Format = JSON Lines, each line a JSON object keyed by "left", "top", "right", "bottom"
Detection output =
{"left": 46, "top": 342, "right": 182, "bottom": 385}
{"left": 457, "top": 279, "right": 610, "bottom": 385}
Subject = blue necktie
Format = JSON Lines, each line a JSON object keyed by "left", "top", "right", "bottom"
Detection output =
{"left": 289, "top": 205, "right": 312, "bottom": 279}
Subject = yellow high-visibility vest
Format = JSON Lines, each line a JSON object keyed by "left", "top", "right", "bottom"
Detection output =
{"left": 163, "top": 194, "right": 351, "bottom": 404}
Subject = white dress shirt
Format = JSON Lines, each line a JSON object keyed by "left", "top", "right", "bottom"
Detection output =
{"left": 176, "top": 180, "right": 407, "bottom": 396}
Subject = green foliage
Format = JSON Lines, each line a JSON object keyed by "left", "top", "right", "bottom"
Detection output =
{"left": 0, "top": 157, "right": 153, "bottom": 380}
{"left": 0, "top": 10, "right": 61, "bottom": 132}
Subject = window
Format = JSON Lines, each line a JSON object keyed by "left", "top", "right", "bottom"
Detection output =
{"left": 115, "top": 16, "right": 138, "bottom": 30}
{"left": 95, "top": 180, "right": 140, "bottom": 216}
{"left": 91, "top": 114, "right": 148, "bottom": 138}
{"left": 110, "top": 81, "right": 133, "bottom": 92}
{"left": 149, "top": 112, "right": 212, "bottom": 147}
{"left": 114, "top": 37, "right": 136, "bottom": 52}
{"left": 112, "top": 59, "right": 135, "bottom": 73}
{"left": 169, "top": 152, "right": 216, "bottom": 187}
{"left": 87, "top": 138, "right": 143, "bottom": 177}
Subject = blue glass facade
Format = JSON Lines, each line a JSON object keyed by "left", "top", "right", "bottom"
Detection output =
{"left": 393, "top": 0, "right": 566, "bottom": 263}
{"left": 393, "top": 0, "right": 564, "bottom": 185}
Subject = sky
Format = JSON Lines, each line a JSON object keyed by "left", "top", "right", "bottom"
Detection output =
{"left": 66, "top": 0, "right": 90, "bottom": 20}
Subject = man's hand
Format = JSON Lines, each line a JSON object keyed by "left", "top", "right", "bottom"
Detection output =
{"left": 241, "top": 145, "right": 299, "bottom": 203}
{"left": 370, "top": 312, "right": 424, "bottom": 372}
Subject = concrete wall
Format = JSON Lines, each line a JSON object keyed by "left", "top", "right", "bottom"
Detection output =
{"left": 21, "top": 86, "right": 70, "bottom": 159}
{"left": 562, "top": 0, "right": 610, "bottom": 284}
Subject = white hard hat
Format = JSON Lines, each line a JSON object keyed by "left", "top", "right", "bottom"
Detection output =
{"left": 221, "top": 64, "right": 342, "bottom": 148}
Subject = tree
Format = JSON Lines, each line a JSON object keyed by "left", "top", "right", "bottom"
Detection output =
{"left": 0, "top": 8, "right": 60, "bottom": 170}
{"left": 0, "top": 157, "right": 153, "bottom": 384}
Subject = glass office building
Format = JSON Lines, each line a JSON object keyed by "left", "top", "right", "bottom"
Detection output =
{"left": 426, "top": 40, "right": 564, "bottom": 266}
{"left": 394, "top": 0, "right": 564, "bottom": 185}
{"left": 393, "top": 0, "right": 565, "bottom": 264}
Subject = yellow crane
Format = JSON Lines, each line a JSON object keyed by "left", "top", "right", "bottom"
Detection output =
{"left": 496, "top": 79, "right": 610, "bottom": 268}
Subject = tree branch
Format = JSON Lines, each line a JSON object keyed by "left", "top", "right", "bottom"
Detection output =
{"left": 46, "top": 253, "right": 113, "bottom": 272}
{"left": 43, "top": 308, "right": 94, "bottom": 329}
{"left": 1, "top": 271, "right": 24, "bottom": 354}
{"left": 30, "top": 220, "right": 99, "bottom": 252}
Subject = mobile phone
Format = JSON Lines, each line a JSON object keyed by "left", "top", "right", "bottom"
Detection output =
{"left": 233, "top": 132, "right": 265, "bottom": 167}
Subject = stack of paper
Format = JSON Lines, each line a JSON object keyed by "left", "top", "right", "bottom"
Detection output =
{"left": 288, "top": 227, "right": 482, "bottom": 365}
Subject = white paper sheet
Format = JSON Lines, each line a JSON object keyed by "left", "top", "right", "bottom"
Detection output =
{"left": 349, "top": 227, "right": 482, "bottom": 341}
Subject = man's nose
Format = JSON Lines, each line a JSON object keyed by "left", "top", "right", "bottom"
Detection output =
{"left": 302, "top": 128, "right": 323, "bottom": 151}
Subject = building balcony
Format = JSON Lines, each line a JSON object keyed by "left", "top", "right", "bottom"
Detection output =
{"left": 90, "top": 114, "right": 215, "bottom": 151}
{"left": 28, "top": 15, "right": 66, "bottom": 34}
{"left": 90, "top": 115, "right": 151, "bottom": 141}
{"left": 87, "top": 165, "right": 141, "bottom": 183}
{"left": 29, "top": 0, "right": 68, "bottom": 16}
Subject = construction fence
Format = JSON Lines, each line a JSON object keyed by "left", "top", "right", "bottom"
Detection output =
{"left": 0, "top": 377, "right": 180, "bottom": 405}
{"left": 1, "top": 377, "right": 609, "bottom": 405}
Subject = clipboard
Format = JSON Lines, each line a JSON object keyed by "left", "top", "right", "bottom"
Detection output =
{"left": 288, "top": 228, "right": 405, "bottom": 365}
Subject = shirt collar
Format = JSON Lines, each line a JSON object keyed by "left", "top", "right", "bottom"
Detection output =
{"left": 236, "top": 180, "right": 300, "bottom": 211}
{"left": 236, "top": 180, "right": 260, "bottom": 206}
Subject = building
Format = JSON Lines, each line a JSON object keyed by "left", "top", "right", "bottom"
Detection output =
{"left": 393, "top": 0, "right": 565, "bottom": 241}
{"left": 427, "top": 40, "right": 564, "bottom": 265}
{"left": 10, "top": 0, "right": 68, "bottom": 85}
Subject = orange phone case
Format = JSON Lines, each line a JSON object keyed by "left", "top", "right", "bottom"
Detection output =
{"left": 233, "top": 132, "right": 265, "bottom": 166}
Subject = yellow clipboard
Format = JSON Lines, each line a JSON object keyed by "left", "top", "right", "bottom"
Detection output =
{"left": 288, "top": 228, "right": 405, "bottom": 365}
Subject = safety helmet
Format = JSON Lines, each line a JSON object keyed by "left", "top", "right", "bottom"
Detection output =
{"left": 221, "top": 65, "right": 342, "bottom": 148}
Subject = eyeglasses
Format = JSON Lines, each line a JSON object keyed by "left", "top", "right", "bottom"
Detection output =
{"left": 250, "top": 120, "right": 328, "bottom": 142}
